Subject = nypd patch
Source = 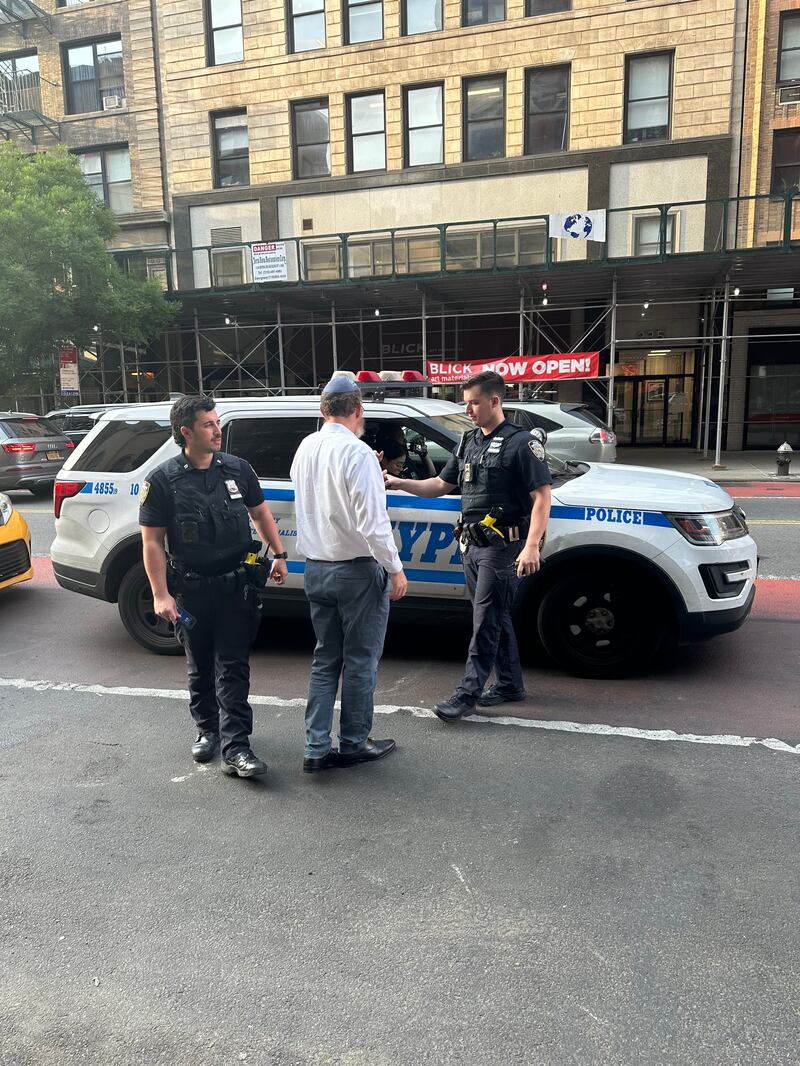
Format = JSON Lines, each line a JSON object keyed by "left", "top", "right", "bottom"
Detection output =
{"left": 528, "top": 439, "right": 546, "bottom": 461}
{"left": 140, "top": 480, "right": 150, "bottom": 504}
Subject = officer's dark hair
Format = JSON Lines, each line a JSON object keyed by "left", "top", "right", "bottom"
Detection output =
{"left": 463, "top": 370, "right": 505, "bottom": 400}
{"left": 379, "top": 437, "right": 407, "bottom": 462}
{"left": 170, "top": 395, "right": 216, "bottom": 446}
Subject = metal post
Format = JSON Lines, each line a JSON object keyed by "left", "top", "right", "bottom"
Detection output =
{"left": 518, "top": 292, "right": 525, "bottom": 399}
{"left": 163, "top": 329, "right": 173, "bottom": 396}
{"left": 134, "top": 343, "right": 142, "bottom": 401}
{"left": 695, "top": 298, "right": 709, "bottom": 452}
{"left": 713, "top": 279, "right": 731, "bottom": 469}
{"left": 421, "top": 292, "right": 428, "bottom": 380}
{"left": 331, "top": 302, "right": 338, "bottom": 372}
{"left": 310, "top": 318, "right": 318, "bottom": 386}
{"left": 702, "top": 296, "right": 715, "bottom": 457}
{"left": 98, "top": 329, "right": 107, "bottom": 401}
{"left": 358, "top": 311, "right": 365, "bottom": 372}
{"left": 119, "top": 341, "right": 128, "bottom": 402}
{"left": 276, "top": 301, "right": 287, "bottom": 394}
{"left": 234, "top": 318, "right": 242, "bottom": 395}
{"left": 193, "top": 307, "right": 204, "bottom": 393}
{"left": 378, "top": 319, "right": 383, "bottom": 370}
{"left": 606, "top": 273, "right": 618, "bottom": 428}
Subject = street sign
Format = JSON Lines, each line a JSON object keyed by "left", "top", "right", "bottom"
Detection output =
{"left": 59, "top": 346, "right": 80, "bottom": 397}
{"left": 252, "top": 242, "right": 288, "bottom": 282}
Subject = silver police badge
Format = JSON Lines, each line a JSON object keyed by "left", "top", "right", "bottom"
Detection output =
{"left": 528, "top": 439, "right": 546, "bottom": 461}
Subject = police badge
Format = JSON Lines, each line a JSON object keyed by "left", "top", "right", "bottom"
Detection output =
{"left": 140, "top": 480, "right": 150, "bottom": 504}
{"left": 528, "top": 439, "right": 546, "bottom": 461}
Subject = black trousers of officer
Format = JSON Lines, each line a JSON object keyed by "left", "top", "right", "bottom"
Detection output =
{"left": 455, "top": 539, "right": 525, "bottom": 705}
{"left": 176, "top": 577, "right": 261, "bottom": 758}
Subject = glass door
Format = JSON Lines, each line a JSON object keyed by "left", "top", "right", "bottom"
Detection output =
{"left": 637, "top": 379, "right": 667, "bottom": 443}
{"left": 613, "top": 379, "right": 636, "bottom": 445}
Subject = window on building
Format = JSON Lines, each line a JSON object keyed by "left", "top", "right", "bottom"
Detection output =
{"left": 779, "top": 13, "right": 800, "bottom": 84}
{"left": 212, "top": 110, "right": 250, "bottom": 187}
{"left": 345, "top": 0, "right": 383, "bottom": 42}
{"left": 57, "top": 1, "right": 92, "bottom": 6}
{"left": 64, "top": 38, "right": 124, "bottom": 114}
{"left": 463, "top": 75, "right": 505, "bottom": 161}
{"left": 405, "top": 83, "right": 443, "bottom": 166}
{"left": 206, "top": 0, "right": 244, "bottom": 65}
{"left": 771, "top": 129, "right": 800, "bottom": 193}
{"left": 76, "top": 146, "right": 133, "bottom": 213}
{"left": 526, "top": 0, "right": 570, "bottom": 15}
{"left": 292, "top": 99, "right": 331, "bottom": 177}
{"left": 348, "top": 92, "right": 385, "bottom": 172}
{"left": 463, "top": 0, "right": 504, "bottom": 27}
{"left": 289, "top": 0, "right": 326, "bottom": 52}
{"left": 624, "top": 52, "right": 672, "bottom": 143}
{"left": 633, "top": 213, "right": 675, "bottom": 256}
{"left": 212, "top": 249, "right": 245, "bottom": 286}
{"left": 525, "top": 65, "right": 569, "bottom": 154}
{"left": 403, "top": 0, "right": 442, "bottom": 35}
{"left": 0, "top": 52, "right": 41, "bottom": 112}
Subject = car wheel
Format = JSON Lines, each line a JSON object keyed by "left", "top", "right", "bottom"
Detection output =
{"left": 537, "top": 566, "right": 667, "bottom": 678}
{"left": 30, "top": 482, "right": 54, "bottom": 498}
{"left": 117, "top": 561, "right": 182, "bottom": 655}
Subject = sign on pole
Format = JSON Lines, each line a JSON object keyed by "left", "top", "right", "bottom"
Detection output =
{"left": 59, "top": 346, "right": 80, "bottom": 397}
{"left": 252, "top": 242, "right": 289, "bottom": 282}
{"left": 428, "top": 353, "right": 600, "bottom": 385}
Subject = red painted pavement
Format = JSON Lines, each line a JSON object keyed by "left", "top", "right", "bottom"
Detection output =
{"left": 723, "top": 481, "right": 800, "bottom": 498}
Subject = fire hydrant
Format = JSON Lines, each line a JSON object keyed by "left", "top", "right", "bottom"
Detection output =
{"left": 776, "top": 441, "right": 793, "bottom": 476}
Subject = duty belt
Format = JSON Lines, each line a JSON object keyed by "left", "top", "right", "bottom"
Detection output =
{"left": 168, "top": 562, "right": 248, "bottom": 594}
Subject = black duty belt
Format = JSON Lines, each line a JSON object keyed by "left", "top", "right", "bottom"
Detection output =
{"left": 168, "top": 563, "right": 248, "bottom": 594}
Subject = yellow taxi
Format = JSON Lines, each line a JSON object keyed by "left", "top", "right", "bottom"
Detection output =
{"left": 0, "top": 492, "right": 33, "bottom": 590}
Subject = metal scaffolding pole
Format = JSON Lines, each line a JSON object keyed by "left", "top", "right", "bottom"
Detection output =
{"left": 713, "top": 278, "right": 731, "bottom": 469}
{"left": 358, "top": 311, "right": 365, "bottom": 372}
{"left": 703, "top": 292, "right": 716, "bottom": 457}
{"left": 331, "top": 302, "right": 338, "bottom": 372}
{"left": 377, "top": 319, "right": 383, "bottom": 370}
{"left": 119, "top": 342, "right": 128, "bottom": 402}
{"left": 164, "top": 330, "right": 174, "bottom": 395}
{"left": 421, "top": 292, "right": 428, "bottom": 380}
{"left": 193, "top": 308, "right": 204, "bottom": 393}
{"left": 695, "top": 297, "right": 709, "bottom": 452}
{"left": 276, "top": 301, "right": 287, "bottom": 394}
{"left": 98, "top": 330, "right": 106, "bottom": 401}
{"left": 311, "top": 319, "right": 318, "bottom": 385}
{"left": 518, "top": 292, "right": 525, "bottom": 399}
{"left": 606, "top": 273, "right": 618, "bottom": 428}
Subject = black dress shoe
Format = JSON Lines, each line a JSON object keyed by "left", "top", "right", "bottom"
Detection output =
{"left": 220, "top": 750, "right": 268, "bottom": 778}
{"left": 303, "top": 749, "right": 340, "bottom": 774}
{"left": 191, "top": 731, "right": 219, "bottom": 762}
{"left": 433, "top": 696, "right": 475, "bottom": 722}
{"left": 337, "top": 738, "right": 396, "bottom": 766}
{"left": 477, "top": 686, "right": 527, "bottom": 708}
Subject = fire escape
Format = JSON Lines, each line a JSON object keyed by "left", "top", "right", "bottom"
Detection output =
{"left": 0, "top": 0, "right": 60, "bottom": 143}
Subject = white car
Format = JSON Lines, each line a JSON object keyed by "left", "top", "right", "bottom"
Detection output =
{"left": 50, "top": 396, "right": 756, "bottom": 677}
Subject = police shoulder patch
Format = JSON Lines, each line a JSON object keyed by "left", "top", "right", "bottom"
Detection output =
{"left": 140, "top": 480, "right": 151, "bottom": 504}
{"left": 528, "top": 440, "right": 546, "bottom": 461}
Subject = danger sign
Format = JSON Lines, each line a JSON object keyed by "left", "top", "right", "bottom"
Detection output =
{"left": 428, "top": 353, "right": 600, "bottom": 385}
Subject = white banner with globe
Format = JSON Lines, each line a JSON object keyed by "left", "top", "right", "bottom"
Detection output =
{"left": 548, "top": 210, "right": 607, "bottom": 242}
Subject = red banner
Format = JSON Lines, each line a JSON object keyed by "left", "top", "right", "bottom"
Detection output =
{"left": 428, "top": 353, "right": 599, "bottom": 385}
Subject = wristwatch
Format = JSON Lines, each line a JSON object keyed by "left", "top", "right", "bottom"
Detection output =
{"left": 273, "top": 551, "right": 288, "bottom": 560}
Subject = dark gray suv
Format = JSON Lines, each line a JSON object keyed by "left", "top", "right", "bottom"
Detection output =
{"left": 0, "top": 413, "right": 73, "bottom": 496}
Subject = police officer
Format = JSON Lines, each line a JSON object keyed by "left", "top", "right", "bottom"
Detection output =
{"left": 383, "top": 370, "right": 551, "bottom": 721}
{"left": 139, "top": 395, "right": 288, "bottom": 777}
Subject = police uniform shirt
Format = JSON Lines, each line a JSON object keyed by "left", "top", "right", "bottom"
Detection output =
{"left": 139, "top": 452, "right": 263, "bottom": 575}
{"left": 440, "top": 419, "right": 552, "bottom": 520}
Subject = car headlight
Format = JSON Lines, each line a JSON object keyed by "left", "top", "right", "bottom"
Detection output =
{"left": 665, "top": 508, "right": 749, "bottom": 545}
{"left": 0, "top": 493, "right": 12, "bottom": 527}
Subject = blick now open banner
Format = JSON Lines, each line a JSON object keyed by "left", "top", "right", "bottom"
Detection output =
{"left": 428, "top": 353, "right": 600, "bottom": 385}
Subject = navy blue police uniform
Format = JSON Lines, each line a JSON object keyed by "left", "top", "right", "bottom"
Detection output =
{"left": 439, "top": 419, "right": 551, "bottom": 710}
{"left": 139, "top": 451, "right": 264, "bottom": 759}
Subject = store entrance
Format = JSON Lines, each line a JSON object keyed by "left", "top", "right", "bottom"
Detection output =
{"left": 613, "top": 349, "right": 695, "bottom": 446}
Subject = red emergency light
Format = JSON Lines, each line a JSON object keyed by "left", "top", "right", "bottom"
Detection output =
{"left": 355, "top": 370, "right": 382, "bottom": 382}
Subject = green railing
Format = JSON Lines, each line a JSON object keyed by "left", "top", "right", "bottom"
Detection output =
{"left": 186, "top": 192, "right": 800, "bottom": 293}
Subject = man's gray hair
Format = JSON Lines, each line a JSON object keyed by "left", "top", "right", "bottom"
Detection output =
{"left": 320, "top": 389, "right": 362, "bottom": 419}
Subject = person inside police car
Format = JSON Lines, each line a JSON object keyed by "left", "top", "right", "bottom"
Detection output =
{"left": 139, "top": 395, "right": 288, "bottom": 778}
{"left": 383, "top": 370, "right": 551, "bottom": 721}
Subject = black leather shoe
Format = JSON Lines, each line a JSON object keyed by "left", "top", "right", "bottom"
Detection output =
{"left": 337, "top": 738, "right": 396, "bottom": 766}
{"left": 220, "top": 750, "right": 268, "bottom": 778}
{"left": 433, "top": 696, "right": 475, "bottom": 722}
{"left": 303, "top": 749, "right": 340, "bottom": 774}
{"left": 191, "top": 731, "right": 219, "bottom": 762}
{"left": 477, "top": 686, "right": 527, "bottom": 708}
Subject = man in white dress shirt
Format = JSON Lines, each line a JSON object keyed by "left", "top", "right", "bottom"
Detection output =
{"left": 291, "top": 376, "right": 407, "bottom": 773}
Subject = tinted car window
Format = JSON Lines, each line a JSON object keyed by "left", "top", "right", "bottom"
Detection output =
{"left": 226, "top": 417, "right": 319, "bottom": 479}
{"left": 66, "top": 420, "right": 172, "bottom": 473}
{"left": 506, "top": 409, "right": 562, "bottom": 432}
{"left": 566, "top": 406, "right": 606, "bottom": 429}
{"left": 63, "top": 414, "right": 97, "bottom": 431}
{"left": 0, "top": 418, "right": 62, "bottom": 438}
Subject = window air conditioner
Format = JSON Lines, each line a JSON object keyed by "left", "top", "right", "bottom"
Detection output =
{"left": 103, "top": 95, "right": 123, "bottom": 110}
{"left": 777, "top": 85, "right": 800, "bottom": 105}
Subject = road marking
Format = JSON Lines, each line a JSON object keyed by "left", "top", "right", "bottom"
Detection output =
{"left": 1, "top": 675, "right": 798, "bottom": 757}
{"left": 450, "top": 864, "right": 473, "bottom": 896}
{"left": 748, "top": 519, "right": 800, "bottom": 525}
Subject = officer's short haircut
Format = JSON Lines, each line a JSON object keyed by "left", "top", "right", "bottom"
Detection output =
{"left": 320, "top": 389, "right": 362, "bottom": 419}
{"left": 463, "top": 370, "right": 505, "bottom": 400}
{"left": 170, "top": 395, "right": 216, "bottom": 446}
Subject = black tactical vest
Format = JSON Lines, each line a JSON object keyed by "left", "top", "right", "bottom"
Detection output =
{"left": 459, "top": 422, "right": 529, "bottom": 525}
{"left": 164, "top": 452, "right": 253, "bottom": 575}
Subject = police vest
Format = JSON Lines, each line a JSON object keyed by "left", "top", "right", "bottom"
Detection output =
{"left": 458, "top": 423, "right": 530, "bottom": 525}
{"left": 164, "top": 452, "right": 253, "bottom": 575}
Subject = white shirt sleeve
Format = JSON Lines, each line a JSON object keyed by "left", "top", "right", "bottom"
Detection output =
{"left": 346, "top": 447, "right": 403, "bottom": 574}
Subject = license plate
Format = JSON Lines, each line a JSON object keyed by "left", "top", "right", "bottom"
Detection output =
{"left": 47, "top": 451, "right": 62, "bottom": 461}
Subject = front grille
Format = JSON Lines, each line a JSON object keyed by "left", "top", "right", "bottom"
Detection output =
{"left": 0, "top": 539, "right": 31, "bottom": 582}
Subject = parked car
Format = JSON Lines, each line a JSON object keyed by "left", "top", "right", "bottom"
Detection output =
{"left": 504, "top": 402, "right": 617, "bottom": 463}
{"left": 0, "top": 412, "right": 73, "bottom": 496}
{"left": 51, "top": 397, "right": 755, "bottom": 677}
{"left": 0, "top": 492, "right": 33, "bottom": 591}
{"left": 45, "top": 404, "right": 141, "bottom": 447}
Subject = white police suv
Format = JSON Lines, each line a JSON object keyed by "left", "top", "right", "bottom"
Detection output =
{"left": 50, "top": 396, "right": 757, "bottom": 677}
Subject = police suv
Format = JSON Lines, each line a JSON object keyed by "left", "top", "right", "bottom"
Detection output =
{"left": 50, "top": 396, "right": 757, "bottom": 678}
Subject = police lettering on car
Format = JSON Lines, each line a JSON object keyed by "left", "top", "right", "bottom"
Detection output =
{"left": 383, "top": 370, "right": 552, "bottom": 721}
{"left": 138, "top": 395, "right": 289, "bottom": 779}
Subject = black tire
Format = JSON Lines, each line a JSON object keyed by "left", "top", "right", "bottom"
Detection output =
{"left": 117, "top": 561, "right": 182, "bottom": 655}
{"left": 536, "top": 566, "right": 667, "bottom": 678}
{"left": 29, "top": 482, "right": 54, "bottom": 498}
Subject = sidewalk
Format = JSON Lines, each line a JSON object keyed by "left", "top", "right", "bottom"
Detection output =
{"left": 615, "top": 447, "right": 799, "bottom": 482}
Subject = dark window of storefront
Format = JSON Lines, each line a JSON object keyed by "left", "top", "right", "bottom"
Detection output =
{"left": 744, "top": 329, "right": 800, "bottom": 449}
{"left": 612, "top": 348, "right": 696, "bottom": 446}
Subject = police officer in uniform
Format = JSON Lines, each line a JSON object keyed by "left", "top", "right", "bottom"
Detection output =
{"left": 383, "top": 370, "right": 551, "bottom": 721}
{"left": 140, "top": 395, "right": 288, "bottom": 777}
